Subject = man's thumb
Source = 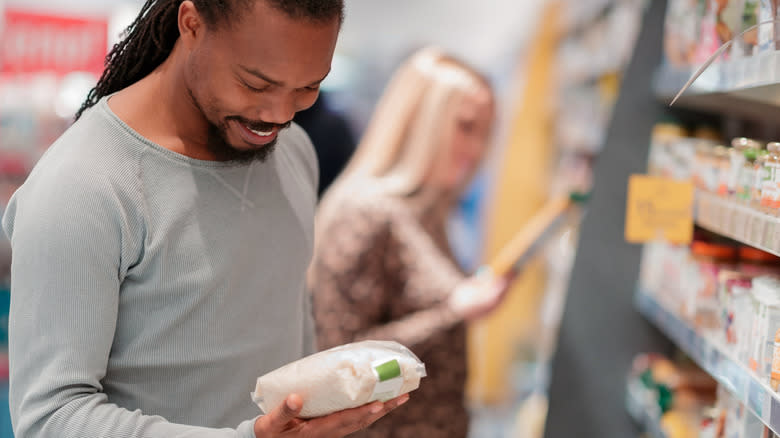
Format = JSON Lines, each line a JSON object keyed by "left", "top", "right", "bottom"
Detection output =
{"left": 268, "top": 394, "right": 303, "bottom": 428}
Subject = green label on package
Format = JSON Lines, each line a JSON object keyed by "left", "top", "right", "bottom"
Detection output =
{"left": 371, "top": 358, "right": 403, "bottom": 402}
{"left": 374, "top": 360, "right": 401, "bottom": 382}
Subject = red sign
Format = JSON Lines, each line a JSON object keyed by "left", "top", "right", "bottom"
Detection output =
{"left": 1, "top": 9, "right": 108, "bottom": 75}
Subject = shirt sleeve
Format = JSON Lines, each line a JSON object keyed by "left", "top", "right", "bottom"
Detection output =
{"left": 2, "top": 170, "right": 257, "bottom": 438}
{"left": 311, "top": 198, "right": 464, "bottom": 352}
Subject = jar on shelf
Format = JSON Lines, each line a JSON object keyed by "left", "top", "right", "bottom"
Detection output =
{"left": 728, "top": 138, "right": 751, "bottom": 198}
{"left": 684, "top": 241, "right": 738, "bottom": 328}
{"left": 694, "top": 142, "right": 716, "bottom": 190}
{"left": 762, "top": 142, "right": 780, "bottom": 213}
{"left": 753, "top": 149, "right": 770, "bottom": 209}
{"left": 649, "top": 122, "right": 688, "bottom": 177}
{"left": 714, "top": 146, "right": 731, "bottom": 197}
{"left": 734, "top": 138, "right": 762, "bottom": 203}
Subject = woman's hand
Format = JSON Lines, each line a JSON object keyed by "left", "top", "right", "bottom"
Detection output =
{"left": 448, "top": 267, "right": 513, "bottom": 321}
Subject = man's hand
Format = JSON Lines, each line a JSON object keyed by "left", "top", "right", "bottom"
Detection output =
{"left": 254, "top": 393, "right": 410, "bottom": 437}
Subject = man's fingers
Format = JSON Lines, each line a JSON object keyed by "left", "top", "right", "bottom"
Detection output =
{"left": 341, "top": 395, "right": 410, "bottom": 433}
{"left": 267, "top": 394, "right": 304, "bottom": 430}
{"left": 307, "top": 394, "right": 411, "bottom": 436}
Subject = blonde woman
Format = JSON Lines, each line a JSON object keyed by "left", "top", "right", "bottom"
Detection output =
{"left": 308, "top": 48, "right": 511, "bottom": 437}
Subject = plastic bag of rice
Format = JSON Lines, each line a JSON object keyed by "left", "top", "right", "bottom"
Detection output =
{"left": 251, "top": 340, "right": 426, "bottom": 418}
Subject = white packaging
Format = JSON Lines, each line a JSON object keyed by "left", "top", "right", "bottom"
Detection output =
{"left": 749, "top": 285, "right": 768, "bottom": 372}
{"left": 251, "top": 340, "right": 426, "bottom": 418}
{"left": 752, "top": 276, "right": 780, "bottom": 381}
{"left": 734, "top": 287, "right": 755, "bottom": 364}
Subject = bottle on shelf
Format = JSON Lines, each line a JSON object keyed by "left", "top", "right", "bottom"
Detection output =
{"left": 762, "top": 143, "right": 780, "bottom": 213}
{"left": 714, "top": 145, "right": 731, "bottom": 197}
{"left": 758, "top": 0, "right": 778, "bottom": 53}
{"left": 734, "top": 138, "right": 763, "bottom": 203}
{"left": 754, "top": 148, "right": 770, "bottom": 210}
{"left": 729, "top": 138, "right": 750, "bottom": 198}
{"left": 695, "top": 142, "right": 716, "bottom": 190}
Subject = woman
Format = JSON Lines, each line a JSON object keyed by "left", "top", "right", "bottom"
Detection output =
{"left": 309, "top": 48, "right": 509, "bottom": 437}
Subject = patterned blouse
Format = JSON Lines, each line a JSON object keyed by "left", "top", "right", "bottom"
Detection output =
{"left": 308, "top": 182, "right": 470, "bottom": 438}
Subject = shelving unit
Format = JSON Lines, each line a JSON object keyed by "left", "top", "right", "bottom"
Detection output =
{"left": 695, "top": 191, "right": 780, "bottom": 257}
{"left": 640, "top": 20, "right": 780, "bottom": 438}
{"left": 546, "top": 2, "right": 780, "bottom": 437}
{"left": 635, "top": 291, "right": 780, "bottom": 434}
{"left": 653, "top": 53, "right": 780, "bottom": 123}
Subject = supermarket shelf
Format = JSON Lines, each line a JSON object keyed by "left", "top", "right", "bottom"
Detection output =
{"left": 695, "top": 191, "right": 780, "bottom": 258}
{"left": 626, "top": 377, "right": 668, "bottom": 438}
{"left": 653, "top": 53, "right": 780, "bottom": 122}
{"left": 635, "top": 291, "right": 780, "bottom": 434}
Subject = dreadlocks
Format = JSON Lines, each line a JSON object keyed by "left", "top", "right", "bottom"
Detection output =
{"left": 75, "top": 0, "right": 344, "bottom": 121}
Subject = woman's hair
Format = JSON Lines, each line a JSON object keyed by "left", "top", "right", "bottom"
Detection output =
{"left": 337, "top": 47, "right": 494, "bottom": 196}
{"left": 75, "top": 0, "right": 343, "bottom": 121}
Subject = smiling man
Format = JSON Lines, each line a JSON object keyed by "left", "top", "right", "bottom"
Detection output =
{"left": 1, "top": 1, "right": 407, "bottom": 438}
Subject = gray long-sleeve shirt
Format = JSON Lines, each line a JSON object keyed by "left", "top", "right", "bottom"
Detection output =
{"left": 1, "top": 97, "right": 318, "bottom": 438}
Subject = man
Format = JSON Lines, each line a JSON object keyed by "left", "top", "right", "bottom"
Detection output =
{"left": 2, "top": 1, "right": 407, "bottom": 437}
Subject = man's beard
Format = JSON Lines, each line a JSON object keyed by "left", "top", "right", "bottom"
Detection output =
{"left": 188, "top": 88, "right": 289, "bottom": 165}
{"left": 206, "top": 118, "right": 287, "bottom": 165}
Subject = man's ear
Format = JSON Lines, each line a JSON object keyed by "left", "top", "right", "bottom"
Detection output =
{"left": 178, "top": 1, "right": 204, "bottom": 49}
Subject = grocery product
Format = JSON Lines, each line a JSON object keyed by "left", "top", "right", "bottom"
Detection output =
{"left": 733, "top": 138, "right": 762, "bottom": 201}
{"left": 717, "top": 0, "right": 749, "bottom": 49}
{"left": 716, "top": 270, "right": 752, "bottom": 345}
{"left": 685, "top": 240, "right": 738, "bottom": 327}
{"left": 758, "top": 0, "right": 777, "bottom": 53}
{"left": 730, "top": 0, "right": 761, "bottom": 58}
{"left": 714, "top": 145, "right": 731, "bottom": 196}
{"left": 728, "top": 138, "right": 749, "bottom": 196}
{"left": 665, "top": 0, "right": 704, "bottom": 65}
{"left": 754, "top": 148, "right": 770, "bottom": 208}
{"left": 695, "top": 0, "right": 726, "bottom": 63}
{"left": 251, "top": 340, "right": 426, "bottom": 418}
{"left": 694, "top": 142, "right": 717, "bottom": 190}
{"left": 648, "top": 121, "right": 688, "bottom": 177}
{"left": 762, "top": 143, "right": 780, "bottom": 211}
{"left": 750, "top": 284, "right": 766, "bottom": 371}
{"left": 772, "top": 328, "right": 780, "bottom": 390}
{"left": 751, "top": 276, "right": 780, "bottom": 381}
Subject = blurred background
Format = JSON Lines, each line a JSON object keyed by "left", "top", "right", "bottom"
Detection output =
{"left": 5, "top": 0, "right": 780, "bottom": 437}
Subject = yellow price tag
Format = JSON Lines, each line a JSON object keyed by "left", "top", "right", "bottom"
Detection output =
{"left": 625, "top": 174, "right": 694, "bottom": 245}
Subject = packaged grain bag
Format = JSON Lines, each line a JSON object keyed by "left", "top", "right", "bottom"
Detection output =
{"left": 252, "top": 340, "right": 426, "bottom": 418}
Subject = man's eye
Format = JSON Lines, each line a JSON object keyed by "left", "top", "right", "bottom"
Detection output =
{"left": 244, "top": 81, "right": 269, "bottom": 93}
